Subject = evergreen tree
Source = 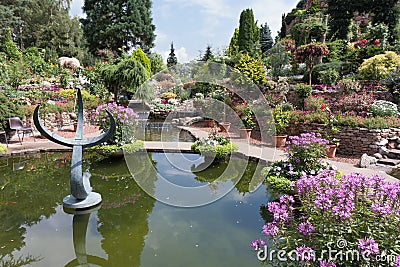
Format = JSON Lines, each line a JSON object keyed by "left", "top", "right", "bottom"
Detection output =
{"left": 167, "top": 42, "right": 178, "bottom": 68}
{"left": 81, "top": 0, "right": 156, "bottom": 55}
{"left": 200, "top": 45, "right": 214, "bottom": 61}
{"left": 2, "top": 27, "right": 21, "bottom": 61}
{"left": 149, "top": 52, "right": 166, "bottom": 75}
{"left": 227, "top": 28, "right": 239, "bottom": 56}
{"left": 260, "top": 22, "right": 274, "bottom": 55}
{"left": 279, "top": 14, "right": 287, "bottom": 39}
{"left": 237, "top": 8, "right": 259, "bottom": 56}
{"left": 21, "top": 0, "right": 84, "bottom": 60}
{"left": 0, "top": 0, "right": 27, "bottom": 47}
{"left": 131, "top": 48, "right": 151, "bottom": 78}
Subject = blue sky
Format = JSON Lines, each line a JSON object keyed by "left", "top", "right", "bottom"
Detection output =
{"left": 69, "top": 0, "right": 298, "bottom": 63}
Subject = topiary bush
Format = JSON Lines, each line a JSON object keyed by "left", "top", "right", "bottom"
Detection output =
{"left": 0, "top": 91, "right": 24, "bottom": 131}
{"left": 358, "top": 51, "right": 400, "bottom": 80}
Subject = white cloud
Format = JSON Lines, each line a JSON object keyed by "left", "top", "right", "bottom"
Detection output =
{"left": 161, "top": 46, "right": 189, "bottom": 64}
{"left": 175, "top": 47, "right": 189, "bottom": 63}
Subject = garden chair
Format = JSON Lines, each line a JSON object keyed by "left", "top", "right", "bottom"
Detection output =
{"left": 8, "top": 117, "right": 35, "bottom": 144}
{"left": 0, "top": 130, "right": 7, "bottom": 147}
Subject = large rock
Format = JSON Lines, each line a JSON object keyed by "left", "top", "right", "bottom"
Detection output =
{"left": 359, "top": 153, "right": 377, "bottom": 168}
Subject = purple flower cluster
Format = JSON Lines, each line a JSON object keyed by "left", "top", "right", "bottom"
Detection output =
{"left": 394, "top": 256, "right": 400, "bottom": 267}
{"left": 358, "top": 238, "right": 379, "bottom": 255}
{"left": 295, "top": 246, "right": 315, "bottom": 261}
{"left": 285, "top": 132, "right": 329, "bottom": 150}
{"left": 262, "top": 222, "right": 279, "bottom": 236}
{"left": 250, "top": 239, "right": 266, "bottom": 251}
{"left": 94, "top": 102, "right": 139, "bottom": 126}
{"left": 267, "top": 195, "right": 294, "bottom": 223}
{"left": 296, "top": 170, "right": 400, "bottom": 221}
{"left": 298, "top": 221, "right": 314, "bottom": 236}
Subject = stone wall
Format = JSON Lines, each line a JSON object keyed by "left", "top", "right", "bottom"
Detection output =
{"left": 287, "top": 123, "right": 400, "bottom": 157}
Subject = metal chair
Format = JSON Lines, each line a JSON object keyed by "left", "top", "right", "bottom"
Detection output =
{"left": 0, "top": 130, "right": 7, "bottom": 147}
{"left": 8, "top": 117, "right": 35, "bottom": 144}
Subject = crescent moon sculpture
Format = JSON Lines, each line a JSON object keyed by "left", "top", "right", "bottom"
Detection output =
{"left": 33, "top": 88, "right": 116, "bottom": 209}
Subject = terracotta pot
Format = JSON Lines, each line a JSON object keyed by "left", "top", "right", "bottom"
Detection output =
{"left": 272, "top": 135, "right": 287, "bottom": 148}
{"left": 239, "top": 128, "right": 252, "bottom": 139}
{"left": 204, "top": 119, "right": 214, "bottom": 127}
{"left": 218, "top": 122, "right": 231, "bottom": 132}
{"left": 327, "top": 144, "right": 337, "bottom": 158}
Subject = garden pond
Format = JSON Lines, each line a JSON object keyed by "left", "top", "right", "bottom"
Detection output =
{"left": 0, "top": 151, "right": 275, "bottom": 267}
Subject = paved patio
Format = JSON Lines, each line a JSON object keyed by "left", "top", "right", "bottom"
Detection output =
{"left": 1, "top": 125, "right": 397, "bottom": 182}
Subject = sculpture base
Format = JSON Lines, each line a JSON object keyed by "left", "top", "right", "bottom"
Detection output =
{"left": 63, "top": 192, "right": 102, "bottom": 210}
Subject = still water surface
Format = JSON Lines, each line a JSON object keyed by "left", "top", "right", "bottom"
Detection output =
{"left": 0, "top": 152, "right": 273, "bottom": 267}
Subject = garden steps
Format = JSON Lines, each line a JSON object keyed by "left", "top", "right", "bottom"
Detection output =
{"left": 376, "top": 158, "right": 400, "bottom": 167}
{"left": 385, "top": 148, "right": 400, "bottom": 159}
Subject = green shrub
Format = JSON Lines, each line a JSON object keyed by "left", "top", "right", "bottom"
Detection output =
{"left": 3, "top": 28, "right": 21, "bottom": 61}
{"left": 0, "top": 144, "right": 7, "bottom": 154}
{"left": 130, "top": 48, "right": 151, "bottom": 78}
{"left": 304, "top": 95, "right": 326, "bottom": 112}
{"left": 303, "top": 61, "right": 347, "bottom": 84}
{"left": 326, "top": 39, "right": 349, "bottom": 62}
{"left": 23, "top": 47, "right": 54, "bottom": 77}
{"left": 59, "top": 89, "right": 96, "bottom": 102}
{"left": 264, "top": 175, "right": 292, "bottom": 194}
{"left": 293, "top": 83, "right": 312, "bottom": 109}
{"left": 369, "top": 100, "right": 399, "bottom": 117}
{"left": 317, "top": 68, "right": 340, "bottom": 85}
{"left": 358, "top": 51, "right": 400, "bottom": 80}
{"left": 0, "top": 91, "right": 24, "bottom": 131}
{"left": 191, "top": 134, "right": 238, "bottom": 160}
{"left": 336, "top": 77, "right": 362, "bottom": 92}
{"left": 160, "top": 91, "right": 177, "bottom": 99}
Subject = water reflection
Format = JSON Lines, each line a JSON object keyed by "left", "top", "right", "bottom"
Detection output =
{"left": 64, "top": 207, "right": 108, "bottom": 267}
{"left": 0, "top": 152, "right": 269, "bottom": 267}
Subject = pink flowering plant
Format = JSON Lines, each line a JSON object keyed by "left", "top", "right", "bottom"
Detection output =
{"left": 252, "top": 170, "right": 400, "bottom": 266}
{"left": 263, "top": 132, "right": 331, "bottom": 193}
{"left": 93, "top": 102, "right": 139, "bottom": 146}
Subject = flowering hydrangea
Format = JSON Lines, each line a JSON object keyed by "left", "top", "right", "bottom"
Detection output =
{"left": 93, "top": 102, "right": 139, "bottom": 145}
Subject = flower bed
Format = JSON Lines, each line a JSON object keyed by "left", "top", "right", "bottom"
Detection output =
{"left": 252, "top": 171, "right": 400, "bottom": 266}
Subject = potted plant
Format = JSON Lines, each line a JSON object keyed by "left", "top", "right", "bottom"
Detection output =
{"left": 321, "top": 104, "right": 340, "bottom": 158}
{"left": 191, "top": 131, "right": 238, "bottom": 162}
{"left": 267, "top": 105, "right": 291, "bottom": 147}
{"left": 237, "top": 105, "right": 255, "bottom": 139}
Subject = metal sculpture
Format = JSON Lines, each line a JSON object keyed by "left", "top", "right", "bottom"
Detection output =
{"left": 33, "top": 88, "right": 116, "bottom": 209}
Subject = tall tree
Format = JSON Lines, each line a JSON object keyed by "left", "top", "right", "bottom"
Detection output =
{"left": 227, "top": 28, "right": 239, "bottom": 56}
{"left": 0, "top": 0, "right": 28, "bottom": 47}
{"left": 81, "top": 0, "right": 156, "bottom": 56}
{"left": 237, "top": 8, "right": 259, "bottom": 56}
{"left": 167, "top": 42, "right": 177, "bottom": 68}
{"left": 260, "top": 22, "right": 274, "bottom": 55}
{"left": 149, "top": 52, "right": 166, "bottom": 75}
{"left": 200, "top": 45, "right": 214, "bottom": 62}
{"left": 279, "top": 14, "right": 287, "bottom": 39}
{"left": 21, "top": 0, "right": 84, "bottom": 59}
